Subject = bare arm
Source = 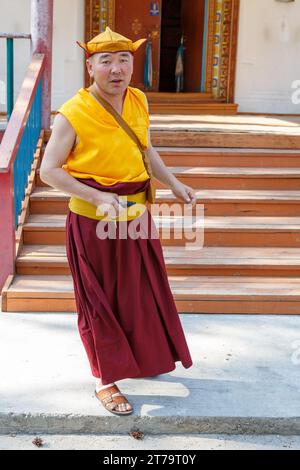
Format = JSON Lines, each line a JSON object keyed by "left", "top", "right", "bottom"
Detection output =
{"left": 39, "top": 113, "right": 101, "bottom": 205}
{"left": 145, "top": 132, "right": 177, "bottom": 188}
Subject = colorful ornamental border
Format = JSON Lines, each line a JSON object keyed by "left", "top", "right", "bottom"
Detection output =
{"left": 84, "top": 0, "right": 239, "bottom": 102}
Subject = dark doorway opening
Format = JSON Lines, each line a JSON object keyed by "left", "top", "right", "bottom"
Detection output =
{"left": 159, "top": 0, "right": 206, "bottom": 92}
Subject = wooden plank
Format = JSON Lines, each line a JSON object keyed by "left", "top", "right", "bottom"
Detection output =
{"left": 146, "top": 92, "right": 213, "bottom": 102}
{"left": 174, "top": 300, "right": 300, "bottom": 315}
{"left": 22, "top": 213, "right": 300, "bottom": 231}
{"left": 148, "top": 104, "right": 238, "bottom": 115}
{"left": 6, "top": 274, "right": 300, "bottom": 300}
{"left": 6, "top": 297, "right": 300, "bottom": 314}
{"left": 151, "top": 131, "right": 300, "bottom": 149}
{"left": 0, "top": 274, "right": 14, "bottom": 311}
{"left": 29, "top": 187, "right": 300, "bottom": 217}
{"left": 157, "top": 147, "right": 300, "bottom": 155}
{"left": 16, "top": 244, "right": 300, "bottom": 277}
{"left": 165, "top": 166, "right": 300, "bottom": 176}
{"left": 18, "top": 245, "right": 300, "bottom": 264}
{"left": 22, "top": 215, "right": 300, "bottom": 247}
{"left": 6, "top": 298, "right": 76, "bottom": 312}
{"left": 158, "top": 150, "right": 300, "bottom": 168}
{"left": 30, "top": 186, "right": 300, "bottom": 202}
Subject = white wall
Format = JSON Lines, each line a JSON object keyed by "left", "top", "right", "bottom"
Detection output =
{"left": 235, "top": 0, "right": 300, "bottom": 114}
{"left": 2, "top": 0, "right": 300, "bottom": 115}
{"left": 52, "top": 0, "right": 84, "bottom": 109}
{"left": 0, "top": 0, "right": 31, "bottom": 113}
{"left": 0, "top": 0, "right": 84, "bottom": 113}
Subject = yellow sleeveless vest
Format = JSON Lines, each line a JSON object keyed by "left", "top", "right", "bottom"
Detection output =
{"left": 57, "top": 86, "right": 150, "bottom": 186}
{"left": 56, "top": 86, "right": 150, "bottom": 221}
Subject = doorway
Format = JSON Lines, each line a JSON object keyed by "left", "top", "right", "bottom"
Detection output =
{"left": 159, "top": 0, "right": 206, "bottom": 92}
{"left": 85, "top": 0, "right": 240, "bottom": 102}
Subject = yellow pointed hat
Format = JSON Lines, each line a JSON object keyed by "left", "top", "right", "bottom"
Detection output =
{"left": 77, "top": 26, "right": 147, "bottom": 57}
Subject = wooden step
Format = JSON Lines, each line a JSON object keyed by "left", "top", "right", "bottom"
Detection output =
{"left": 22, "top": 213, "right": 202, "bottom": 247}
{"left": 153, "top": 167, "right": 300, "bottom": 190}
{"left": 146, "top": 92, "right": 214, "bottom": 103}
{"left": 3, "top": 274, "right": 300, "bottom": 314}
{"left": 15, "top": 124, "right": 300, "bottom": 316}
{"left": 42, "top": 129, "right": 300, "bottom": 152}
{"left": 148, "top": 103, "right": 238, "bottom": 115}
{"left": 16, "top": 245, "right": 300, "bottom": 277}
{"left": 30, "top": 187, "right": 300, "bottom": 217}
{"left": 22, "top": 213, "right": 300, "bottom": 247}
{"left": 158, "top": 147, "right": 300, "bottom": 167}
{"left": 37, "top": 165, "right": 300, "bottom": 189}
{"left": 36, "top": 150, "right": 300, "bottom": 187}
{"left": 151, "top": 132, "right": 300, "bottom": 149}
{"left": 145, "top": 93, "right": 238, "bottom": 114}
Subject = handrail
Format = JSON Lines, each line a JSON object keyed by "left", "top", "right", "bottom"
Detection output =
{"left": 0, "top": 53, "right": 45, "bottom": 292}
{"left": 0, "top": 33, "right": 31, "bottom": 38}
{"left": 0, "top": 54, "right": 45, "bottom": 172}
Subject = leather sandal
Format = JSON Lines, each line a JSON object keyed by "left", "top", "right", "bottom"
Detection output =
{"left": 94, "top": 384, "right": 133, "bottom": 415}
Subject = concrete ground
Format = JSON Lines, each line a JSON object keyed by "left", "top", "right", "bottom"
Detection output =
{"left": 1, "top": 298, "right": 300, "bottom": 439}
{"left": 2, "top": 433, "right": 300, "bottom": 450}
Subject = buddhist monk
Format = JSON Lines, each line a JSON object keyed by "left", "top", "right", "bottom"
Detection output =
{"left": 40, "top": 27, "right": 196, "bottom": 416}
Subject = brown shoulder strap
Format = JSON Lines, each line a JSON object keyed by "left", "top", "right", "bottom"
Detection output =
{"left": 87, "top": 83, "right": 153, "bottom": 178}
{"left": 87, "top": 84, "right": 146, "bottom": 153}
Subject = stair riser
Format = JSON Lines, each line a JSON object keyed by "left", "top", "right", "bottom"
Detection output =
{"left": 156, "top": 177, "right": 300, "bottom": 190}
{"left": 22, "top": 229, "right": 300, "bottom": 247}
{"left": 44, "top": 127, "right": 300, "bottom": 149}
{"left": 36, "top": 157, "right": 300, "bottom": 186}
{"left": 16, "top": 263, "right": 300, "bottom": 277}
{"left": 17, "top": 265, "right": 70, "bottom": 275}
{"left": 22, "top": 229, "right": 202, "bottom": 247}
{"left": 151, "top": 132, "right": 300, "bottom": 149}
{"left": 161, "top": 154, "right": 300, "bottom": 167}
{"left": 149, "top": 106, "right": 237, "bottom": 115}
{"left": 175, "top": 300, "right": 300, "bottom": 315}
{"left": 29, "top": 199, "right": 300, "bottom": 217}
{"left": 36, "top": 172, "right": 300, "bottom": 190}
{"left": 5, "top": 297, "right": 300, "bottom": 314}
{"left": 204, "top": 232, "right": 300, "bottom": 247}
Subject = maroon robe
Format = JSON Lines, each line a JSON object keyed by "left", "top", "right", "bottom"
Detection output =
{"left": 65, "top": 177, "right": 193, "bottom": 384}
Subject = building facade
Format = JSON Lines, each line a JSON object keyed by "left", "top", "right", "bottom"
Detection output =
{"left": 0, "top": 0, "right": 300, "bottom": 114}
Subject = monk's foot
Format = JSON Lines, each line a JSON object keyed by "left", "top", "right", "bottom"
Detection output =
{"left": 95, "top": 381, "right": 132, "bottom": 413}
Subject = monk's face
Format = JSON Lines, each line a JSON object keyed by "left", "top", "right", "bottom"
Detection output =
{"left": 87, "top": 51, "right": 133, "bottom": 96}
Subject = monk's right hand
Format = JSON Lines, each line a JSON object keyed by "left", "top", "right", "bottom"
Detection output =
{"left": 92, "top": 191, "right": 124, "bottom": 219}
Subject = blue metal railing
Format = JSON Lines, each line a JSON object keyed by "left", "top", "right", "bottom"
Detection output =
{"left": 13, "top": 78, "right": 42, "bottom": 227}
{"left": 0, "top": 46, "right": 45, "bottom": 292}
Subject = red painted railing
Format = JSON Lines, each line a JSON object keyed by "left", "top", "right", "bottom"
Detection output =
{"left": 0, "top": 53, "right": 45, "bottom": 292}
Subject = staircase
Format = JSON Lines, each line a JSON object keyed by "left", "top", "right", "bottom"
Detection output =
{"left": 146, "top": 92, "right": 238, "bottom": 115}
{"left": 2, "top": 126, "right": 300, "bottom": 314}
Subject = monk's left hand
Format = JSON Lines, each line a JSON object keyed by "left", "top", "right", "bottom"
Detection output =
{"left": 170, "top": 180, "right": 197, "bottom": 206}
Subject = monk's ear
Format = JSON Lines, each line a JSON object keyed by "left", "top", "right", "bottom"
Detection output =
{"left": 86, "top": 57, "right": 94, "bottom": 77}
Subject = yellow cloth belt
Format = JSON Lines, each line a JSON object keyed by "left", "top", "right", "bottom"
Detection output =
{"left": 69, "top": 190, "right": 147, "bottom": 221}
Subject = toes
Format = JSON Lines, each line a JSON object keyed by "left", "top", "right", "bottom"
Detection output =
{"left": 116, "top": 403, "right": 132, "bottom": 412}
